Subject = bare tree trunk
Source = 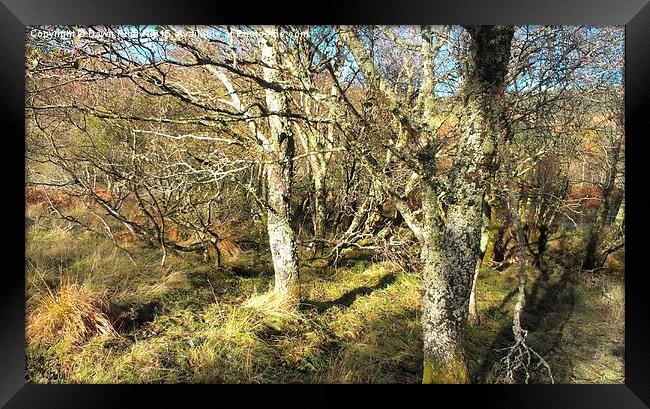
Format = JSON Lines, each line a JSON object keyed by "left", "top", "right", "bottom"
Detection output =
{"left": 469, "top": 200, "right": 491, "bottom": 324}
{"left": 468, "top": 257, "right": 483, "bottom": 325}
{"left": 260, "top": 28, "right": 300, "bottom": 302}
{"left": 266, "top": 161, "right": 300, "bottom": 301}
{"left": 313, "top": 168, "right": 327, "bottom": 243}
{"left": 498, "top": 143, "right": 554, "bottom": 384}
{"left": 482, "top": 198, "right": 500, "bottom": 266}
{"left": 510, "top": 194, "right": 529, "bottom": 345}
{"left": 583, "top": 136, "right": 623, "bottom": 270}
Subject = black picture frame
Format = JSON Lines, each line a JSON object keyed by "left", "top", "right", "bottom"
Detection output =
{"left": 1, "top": 1, "right": 648, "bottom": 407}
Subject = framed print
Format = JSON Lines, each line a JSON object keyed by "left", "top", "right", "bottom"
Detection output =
{"left": 1, "top": 0, "right": 649, "bottom": 407}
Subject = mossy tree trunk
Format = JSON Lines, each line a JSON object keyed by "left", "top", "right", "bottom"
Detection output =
{"left": 420, "top": 194, "right": 478, "bottom": 383}
{"left": 421, "top": 25, "right": 514, "bottom": 383}
{"left": 339, "top": 25, "right": 514, "bottom": 383}
{"left": 266, "top": 160, "right": 300, "bottom": 301}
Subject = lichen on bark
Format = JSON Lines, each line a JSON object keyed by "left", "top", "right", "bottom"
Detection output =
{"left": 419, "top": 25, "right": 514, "bottom": 384}
{"left": 259, "top": 27, "right": 301, "bottom": 304}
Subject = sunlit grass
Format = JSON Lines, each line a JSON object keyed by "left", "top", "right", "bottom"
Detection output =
{"left": 26, "top": 208, "right": 624, "bottom": 384}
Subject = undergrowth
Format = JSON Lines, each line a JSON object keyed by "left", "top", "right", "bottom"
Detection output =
{"left": 26, "top": 212, "right": 624, "bottom": 384}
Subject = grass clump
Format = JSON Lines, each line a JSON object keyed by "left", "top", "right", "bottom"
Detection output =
{"left": 27, "top": 278, "right": 119, "bottom": 349}
{"left": 187, "top": 304, "right": 277, "bottom": 383}
{"left": 318, "top": 273, "right": 422, "bottom": 383}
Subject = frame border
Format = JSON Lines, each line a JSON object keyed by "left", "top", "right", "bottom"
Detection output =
{"left": 1, "top": 1, "right": 648, "bottom": 407}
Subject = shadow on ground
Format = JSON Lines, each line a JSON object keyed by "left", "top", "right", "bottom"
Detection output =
{"left": 300, "top": 273, "right": 397, "bottom": 313}
{"left": 470, "top": 244, "right": 606, "bottom": 383}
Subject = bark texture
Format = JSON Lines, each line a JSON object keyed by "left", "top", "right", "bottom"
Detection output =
{"left": 421, "top": 25, "right": 514, "bottom": 383}
{"left": 259, "top": 29, "right": 301, "bottom": 302}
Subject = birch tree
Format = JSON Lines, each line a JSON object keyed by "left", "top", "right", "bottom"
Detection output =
{"left": 257, "top": 27, "right": 300, "bottom": 300}
{"left": 333, "top": 25, "right": 515, "bottom": 382}
{"left": 26, "top": 26, "right": 304, "bottom": 301}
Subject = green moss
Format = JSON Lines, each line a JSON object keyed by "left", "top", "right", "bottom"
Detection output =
{"left": 422, "top": 353, "right": 470, "bottom": 384}
{"left": 481, "top": 139, "right": 495, "bottom": 155}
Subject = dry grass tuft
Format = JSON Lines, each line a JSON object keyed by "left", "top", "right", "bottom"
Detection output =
{"left": 242, "top": 290, "right": 306, "bottom": 333}
{"left": 217, "top": 239, "right": 242, "bottom": 259}
{"left": 244, "top": 290, "right": 296, "bottom": 313}
{"left": 145, "top": 270, "right": 191, "bottom": 298}
{"left": 27, "top": 279, "right": 119, "bottom": 348}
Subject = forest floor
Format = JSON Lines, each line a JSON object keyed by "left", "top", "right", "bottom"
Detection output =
{"left": 25, "top": 207, "right": 624, "bottom": 384}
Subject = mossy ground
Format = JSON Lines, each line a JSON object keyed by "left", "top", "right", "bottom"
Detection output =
{"left": 26, "top": 212, "right": 624, "bottom": 383}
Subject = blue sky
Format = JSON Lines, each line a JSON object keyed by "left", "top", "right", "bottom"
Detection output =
{"left": 30, "top": 25, "right": 624, "bottom": 97}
